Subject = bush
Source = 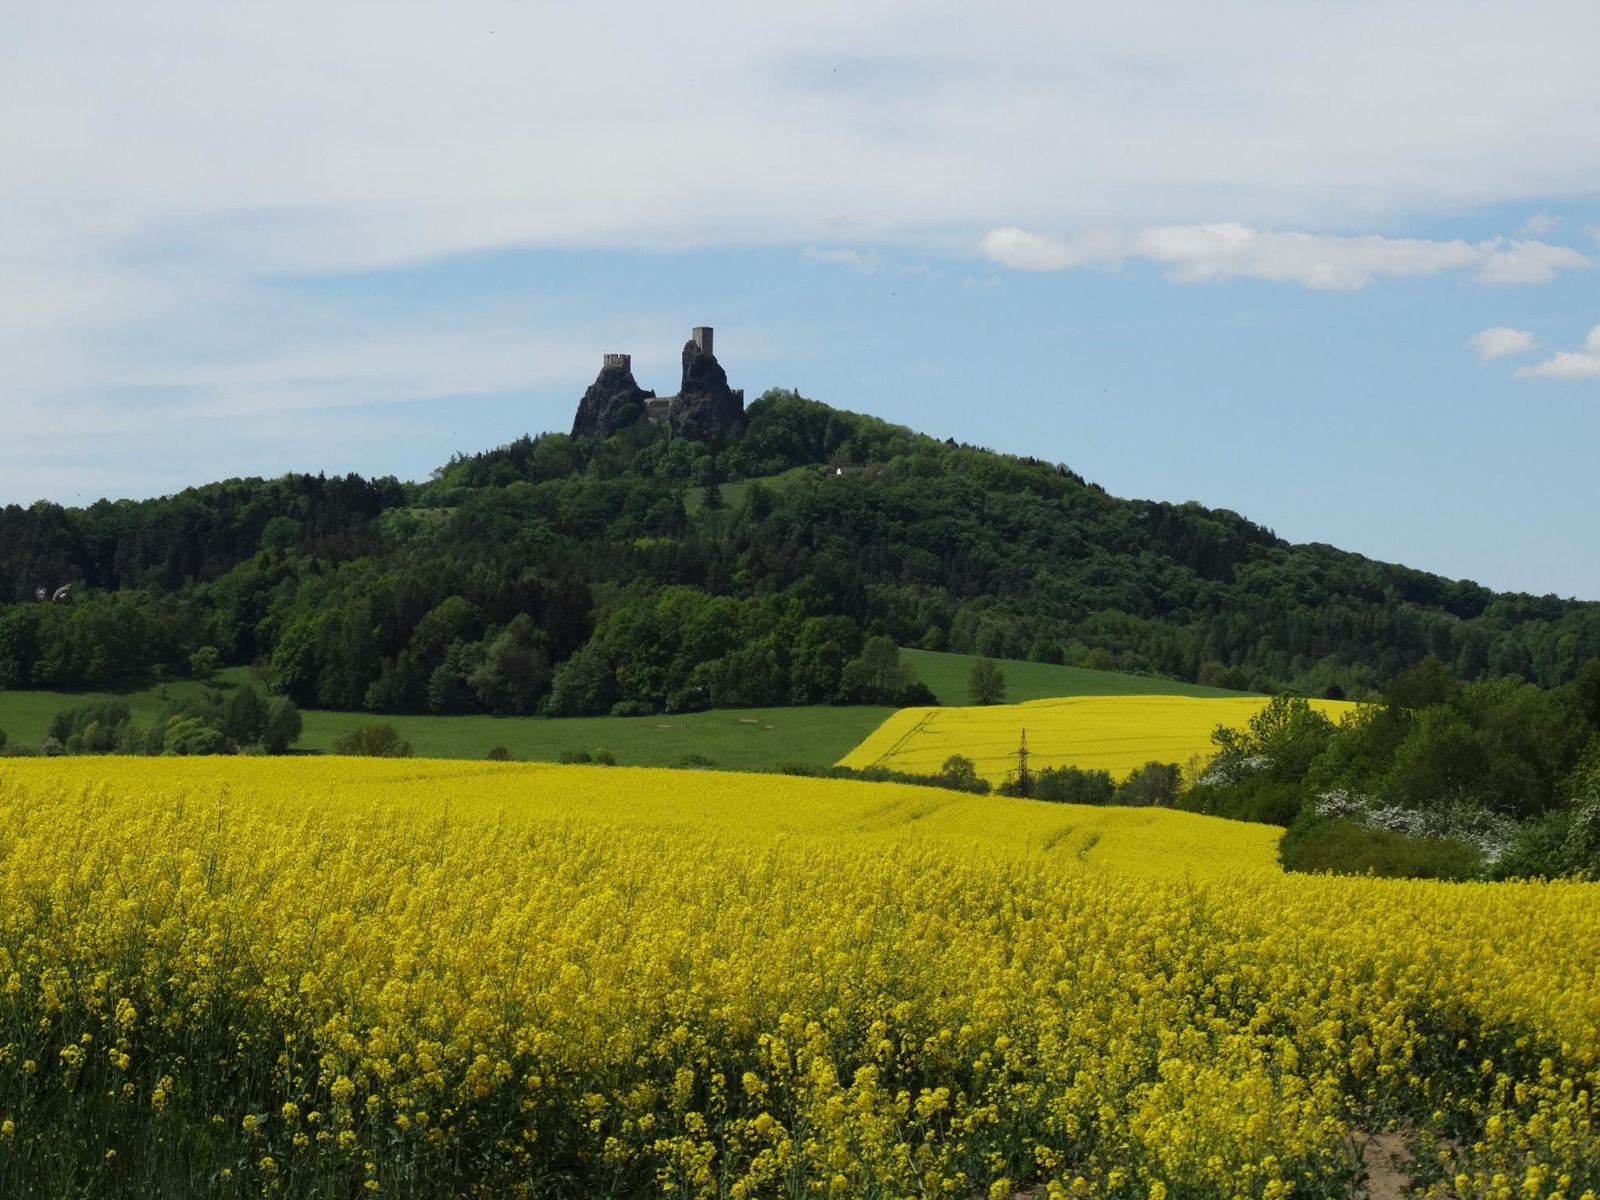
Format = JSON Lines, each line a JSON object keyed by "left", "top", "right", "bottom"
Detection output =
{"left": 1031, "top": 766, "right": 1115, "bottom": 805}
{"left": 50, "top": 700, "right": 136, "bottom": 753}
{"left": 1116, "top": 762, "right": 1182, "bottom": 807}
{"left": 558, "top": 749, "right": 616, "bottom": 766}
{"left": 486, "top": 746, "right": 512, "bottom": 761}
{"left": 1490, "top": 808, "right": 1576, "bottom": 880}
{"left": 161, "top": 717, "right": 231, "bottom": 757}
{"left": 609, "top": 699, "right": 657, "bottom": 718}
{"left": 676, "top": 754, "right": 717, "bottom": 769}
{"left": 1180, "top": 775, "right": 1305, "bottom": 826}
{"left": 778, "top": 761, "right": 990, "bottom": 795}
{"left": 0, "top": 726, "right": 7, "bottom": 752}
{"left": 1280, "top": 813, "right": 1482, "bottom": 880}
{"left": 332, "top": 724, "right": 413, "bottom": 758}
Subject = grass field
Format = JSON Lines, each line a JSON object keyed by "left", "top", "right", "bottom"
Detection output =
{"left": 841, "top": 693, "right": 1359, "bottom": 783}
{"left": 0, "top": 666, "right": 259, "bottom": 740}
{"left": 900, "top": 647, "right": 1251, "bottom": 706}
{"left": 2, "top": 757, "right": 1596, "bottom": 1198}
{"left": 293, "top": 703, "right": 892, "bottom": 768}
{"left": 0, "top": 670, "right": 890, "bottom": 769}
{"left": 683, "top": 464, "right": 816, "bottom": 511}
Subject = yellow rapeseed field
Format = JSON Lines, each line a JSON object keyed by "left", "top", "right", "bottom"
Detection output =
{"left": 838, "top": 695, "right": 1360, "bottom": 783}
{"left": 0, "top": 757, "right": 1596, "bottom": 1199}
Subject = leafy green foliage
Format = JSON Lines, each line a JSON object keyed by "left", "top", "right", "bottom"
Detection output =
{"left": 188, "top": 645, "right": 221, "bottom": 682}
{"left": 0, "top": 393, "right": 1595, "bottom": 731}
{"left": 43, "top": 684, "right": 301, "bottom": 757}
{"left": 331, "top": 724, "right": 413, "bottom": 758}
{"left": 1189, "top": 658, "right": 1600, "bottom": 878}
{"left": 1026, "top": 766, "right": 1116, "bottom": 805}
{"left": 1278, "top": 814, "right": 1483, "bottom": 880}
{"left": 1116, "top": 761, "right": 1183, "bottom": 807}
{"left": 967, "top": 658, "right": 1007, "bottom": 705}
{"left": 939, "top": 754, "right": 981, "bottom": 789}
{"left": 261, "top": 698, "right": 303, "bottom": 755}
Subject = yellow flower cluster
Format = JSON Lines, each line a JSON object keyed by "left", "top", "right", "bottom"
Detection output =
{"left": 0, "top": 757, "right": 1594, "bottom": 1199}
{"left": 839, "top": 695, "right": 1359, "bottom": 783}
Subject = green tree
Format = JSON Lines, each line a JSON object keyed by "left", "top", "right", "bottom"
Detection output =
{"left": 1031, "top": 766, "right": 1116, "bottom": 805}
{"left": 939, "top": 754, "right": 980, "bottom": 788}
{"left": 259, "top": 515, "right": 302, "bottom": 555}
{"left": 468, "top": 616, "right": 552, "bottom": 715}
{"left": 1116, "top": 762, "right": 1183, "bottom": 807}
{"left": 1212, "top": 694, "right": 1336, "bottom": 782}
{"left": 261, "top": 698, "right": 303, "bottom": 755}
{"left": 838, "top": 637, "right": 930, "bottom": 705}
{"left": 968, "top": 658, "right": 1007, "bottom": 705}
{"left": 189, "top": 644, "right": 222, "bottom": 682}
{"left": 224, "top": 684, "right": 268, "bottom": 747}
{"left": 544, "top": 644, "right": 618, "bottom": 717}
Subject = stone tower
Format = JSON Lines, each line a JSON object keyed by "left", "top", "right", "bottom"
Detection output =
{"left": 571, "top": 352, "right": 655, "bottom": 438}
{"left": 691, "top": 327, "right": 713, "bottom": 355}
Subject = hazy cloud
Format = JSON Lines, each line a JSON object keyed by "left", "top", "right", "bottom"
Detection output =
{"left": 805, "top": 247, "right": 884, "bottom": 273}
{"left": 1517, "top": 326, "right": 1600, "bottom": 379}
{"left": 1467, "top": 327, "right": 1536, "bottom": 362}
{"left": 1521, "top": 212, "right": 1560, "bottom": 236}
{"left": 980, "top": 225, "right": 1589, "bottom": 290}
{"left": 1472, "top": 238, "right": 1591, "bottom": 284}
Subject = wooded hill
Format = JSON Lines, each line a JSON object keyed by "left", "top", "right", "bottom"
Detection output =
{"left": 1, "top": 390, "right": 1595, "bottom": 718}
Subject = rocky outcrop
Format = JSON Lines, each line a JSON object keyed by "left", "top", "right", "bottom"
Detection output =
{"left": 668, "top": 339, "right": 746, "bottom": 443}
{"left": 571, "top": 362, "right": 655, "bottom": 439}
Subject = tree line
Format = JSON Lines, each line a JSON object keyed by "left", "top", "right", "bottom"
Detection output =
{"left": 1, "top": 391, "right": 1596, "bottom": 724}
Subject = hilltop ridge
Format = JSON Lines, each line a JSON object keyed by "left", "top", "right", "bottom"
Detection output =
{"left": 0, "top": 387, "right": 1595, "bottom": 719}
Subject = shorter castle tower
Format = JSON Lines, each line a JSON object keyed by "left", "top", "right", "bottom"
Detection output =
{"left": 602, "top": 353, "right": 631, "bottom": 370}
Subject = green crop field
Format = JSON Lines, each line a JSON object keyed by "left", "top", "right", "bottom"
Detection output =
{"left": 0, "top": 672, "right": 890, "bottom": 770}
{"left": 899, "top": 648, "right": 1252, "bottom": 706}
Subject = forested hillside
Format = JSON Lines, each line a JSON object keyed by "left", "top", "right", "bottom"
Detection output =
{"left": 1, "top": 391, "right": 1595, "bottom": 718}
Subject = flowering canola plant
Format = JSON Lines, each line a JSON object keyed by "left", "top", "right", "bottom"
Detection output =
{"left": 0, "top": 757, "right": 1596, "bottom": 1199}
{"left": 839, "top": 695, "right": 1359, "bottom": 783}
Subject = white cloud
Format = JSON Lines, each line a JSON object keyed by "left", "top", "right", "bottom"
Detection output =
{"left": 1472, "top": 238, "right": 1591, "bottom": 284}
{"left": 1522, "top": 212, "right": 1560, "bottom": 236}
{"left": 1467, "top": 327, "right": 1537, "bottom": 362}
{"left": 4, "top": 1, "right": 1600, "bottom": 283}
{"left": 1517, "top": 326, "right": 1600, "bottom": 379}
{"left": 980, "top": 224, "right": 1589, "bottom": 290}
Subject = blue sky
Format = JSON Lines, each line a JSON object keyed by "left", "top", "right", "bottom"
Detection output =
{"left": 2, "top": 1, "right": 1598, "bottom": 597}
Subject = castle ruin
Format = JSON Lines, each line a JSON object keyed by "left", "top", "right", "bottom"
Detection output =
{"left": 572, "top": 327, "right": 746, "bottom": 442}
